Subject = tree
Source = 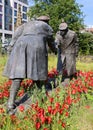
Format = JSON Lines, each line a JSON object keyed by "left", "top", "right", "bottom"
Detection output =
{"left": 27, "top": 0, "right": 84, "bottom": 33}
{"left": 79, "top": 32, "right": 93, "bottom": 55}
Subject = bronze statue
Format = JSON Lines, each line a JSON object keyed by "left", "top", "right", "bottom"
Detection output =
{"left": 3, "top": 15, "right": 56, "bottom": 114}
{"left": 55, "top": 21, "right": 79, "bottom": 84}
{"left": 56, "top": 43, "right": 62, "bottom": 74}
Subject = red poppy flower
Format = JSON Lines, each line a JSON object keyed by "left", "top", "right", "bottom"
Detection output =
{"left": 48, "top": 106, "right": 52, "bottom": 114}
{"left": 18, "top": 105, "right": 25, "bottom": 112}
{"left": 62, "top": 122, "right": 66, "bottom": 128}
{"left": 36, "top": 122, "right": 41, "bottom": 130}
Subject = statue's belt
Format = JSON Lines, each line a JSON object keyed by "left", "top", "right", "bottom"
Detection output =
{"left": 24, "top": 33, "right": 47, "bottom": 36}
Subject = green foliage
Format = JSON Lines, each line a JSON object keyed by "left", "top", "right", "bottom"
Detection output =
{"left": 28, "top": 0, "right": 93, "bottom": 55}
{"left": 0, "top": 55, "right": 8, "bottom": 85}
{"left": 28, "top": 0, "right": 86, "bottom": 55}
{"left": 85, "top": 93, "right": 93, "bottom": 101}
{"left": 0, "top": 40, "right": 2, "bottom": 54}
{"left": 28, "top": 0, "right": 84, "bottom": 33}
{"left": 79, "top": 32, "right": 93, "bottom": 55}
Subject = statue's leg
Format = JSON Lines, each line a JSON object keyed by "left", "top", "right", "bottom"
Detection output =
{"left": 7, "top": 79, "right": 22, "bottom": 112}
{"left": 61, "top": 58, "right": 67, "bottom": 82}
{"left": 57, "top": 48, "right": 62, "bottom": 75}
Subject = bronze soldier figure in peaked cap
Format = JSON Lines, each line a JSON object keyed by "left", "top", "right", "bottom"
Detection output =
{"left": 55, "top": 21, "right": 79, "bottom": 85}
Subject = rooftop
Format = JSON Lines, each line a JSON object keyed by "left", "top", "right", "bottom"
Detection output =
{"left": 86, "top": 28, "right": 93, "bottom": 33}
{"left": 18, "top": 0, "right": 28, "bottom": 4}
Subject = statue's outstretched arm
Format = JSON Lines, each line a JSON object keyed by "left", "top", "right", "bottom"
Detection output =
{"left": 7, "top": 24, "right": 24, "bottom": 54}
{"left": 10, "top": 24, "right": 24, "bottom": 47}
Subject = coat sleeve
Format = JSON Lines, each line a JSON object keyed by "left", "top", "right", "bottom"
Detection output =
{"left": 7, "top": 24, "right": 24, "bottom": 54}
{"left": 55, "top": 32, "right": 61, "bottom": 49}
{"left": 74, "top": 33, "right": 79, "bottom": 56}
{"left": 10, "top": 24, "right": 24, "bottom": 47}
{"left": 46, "top": 25, "right": 57, "bottom": 54}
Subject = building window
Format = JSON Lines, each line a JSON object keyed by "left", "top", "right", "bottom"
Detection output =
{"left": 5, "top": 24, "right": 8, "bottom": 30}
{"left": 23, "top": 13, "right": 27, "bottom": 19}
{"left": 5, "top": 0, "right": 8, "bottom": 5}
{"left": 0, "top": 14, "right": 2, "bottom": 29}
{"left": 23, "top": 6, "right": 27, "bottom": 12}
{"left": 9, "top": 25, "right": 12, "bottom": 31}
{"left": 5, "top": 7, "right": 12, "bottom": 16}
{"left": 9, "top": 8, "right": 12, "bottom": 15}
{"left": 14, "top": 18, "right": 17, "bottom": 24}
{"left": 14, "top": 2, "right": 17, "bottom": 9}
{"left": 0, "top": 14, "right": 2, "bottom": 22}
{"left": 0, "top": 14, "right": 2, "bottom": 28}
{"left": 5, "top": 7, "right": 9, "bottom": 15}
{"left": 5, "top": 15, "right": 12, "bottom": 31}
{"left": 5, "top": 16, "right": 9, "bottom": 23}
{"left": 5, "top": 16, "right": 12, "bottom": 24}
{"left": 9, "top": 17, "right": 12, "bottom": 23}
{"left": 0, "top": 22, "right": 2, "bottom": 29}
{"left": 5, "top": 24, "right": 12, "bottom": 31}
{"left": 0, "top": 5, "right": 2, "bottom": 12}
{"left": 14, "top": 10, "right": 17, "bottom": 16}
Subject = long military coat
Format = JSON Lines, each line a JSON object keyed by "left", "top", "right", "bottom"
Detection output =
{"left": 55, "top": 29, "right": 79, "bottom": 76}
{"left": 3, "top": 20, "right": 55, "bottom": 80}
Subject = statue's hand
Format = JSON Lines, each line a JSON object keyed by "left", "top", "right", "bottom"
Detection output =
{"left": 76, "top": 53, "right": 78, "bottom": 57}
{"left": 54, "top": 49, "right": 57, "bottom": 55}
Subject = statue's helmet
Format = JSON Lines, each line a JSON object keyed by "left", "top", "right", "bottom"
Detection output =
{"left": 59, "top": 22, "right": 68, "bottom": 30}
{"left": 36, "top": 15, "right": 50, "bottom": 21}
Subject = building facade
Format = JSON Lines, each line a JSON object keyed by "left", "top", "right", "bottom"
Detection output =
{"left": 0, "top": 0, "right": 28, "bottom": 43}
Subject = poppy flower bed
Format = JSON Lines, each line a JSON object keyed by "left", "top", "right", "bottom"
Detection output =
{"left": 0, "top": 69, "right": 93, "bottom": 130}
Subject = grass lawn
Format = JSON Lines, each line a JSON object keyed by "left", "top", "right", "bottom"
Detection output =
{"left": 0, "top": 55, "right": 8, "bottom": 85}
{"left": 1, "top": 54, "right": 93, "bottom": 85}
{"left": 48, "top": 54, "right": 93, "bottom": 71}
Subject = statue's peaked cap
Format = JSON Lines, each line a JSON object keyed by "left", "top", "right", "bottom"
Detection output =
{"left": 59, "top": 22, "right": 68, "bottom": 30}
{"left": 36, "top": 15, "right": 50, "bottom": 21}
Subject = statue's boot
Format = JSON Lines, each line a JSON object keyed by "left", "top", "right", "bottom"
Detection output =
{"left": 7, "top": 79, "right": 22, "bottom": 114}
{"left": 35, "top": 80, "right": 45, "bottom": 89}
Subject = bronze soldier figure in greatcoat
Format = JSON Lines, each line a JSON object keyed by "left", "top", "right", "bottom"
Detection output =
{"left": 3, "top": 15, "right": 57, "bottom": 114}
{"left": 55, "top": 21, "right": 79, "bottom": 84}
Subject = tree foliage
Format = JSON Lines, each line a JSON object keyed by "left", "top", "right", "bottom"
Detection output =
{"left": 28, "top": 0, "right": 93, "bottom": 55}
{"left": 79, "top": 32, "right": 93, "bottom": 55}
{"left": 28, "top": 0, "right": 84, "bottom": 33}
